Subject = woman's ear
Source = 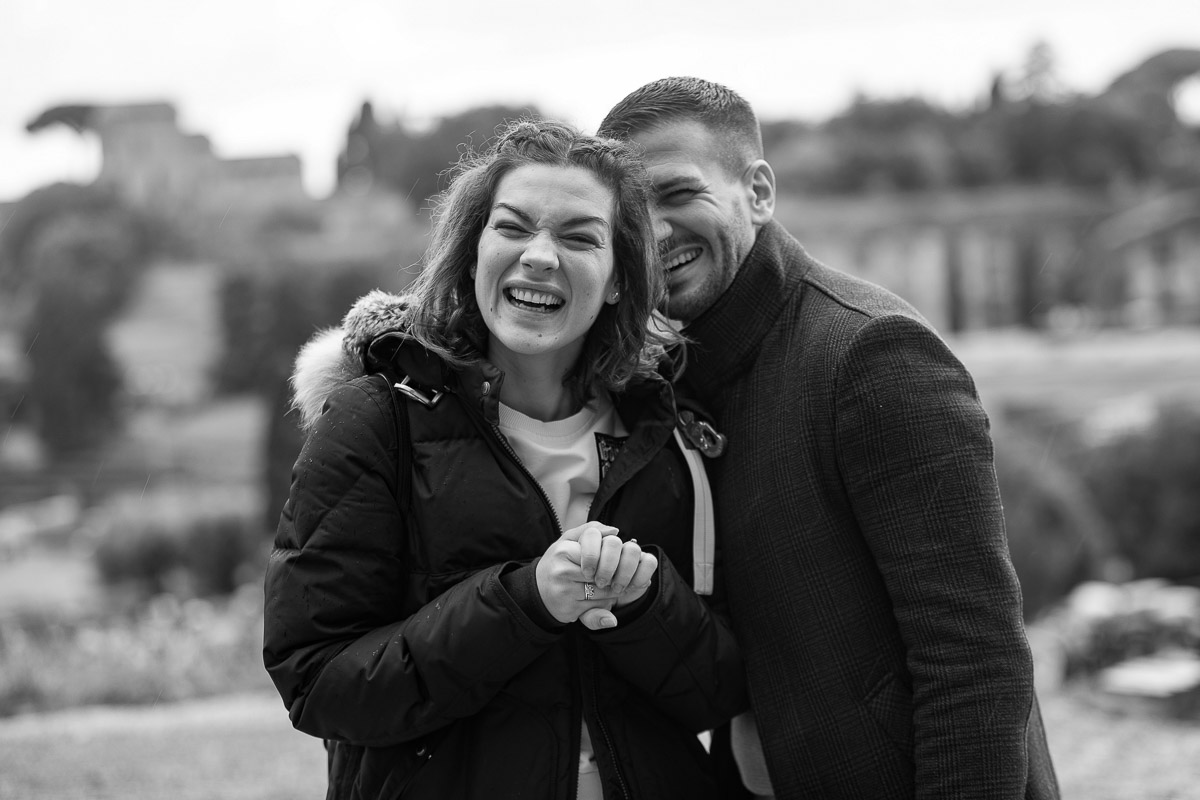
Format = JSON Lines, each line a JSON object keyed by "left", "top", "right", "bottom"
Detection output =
{"left": 746, "top": 159, "right": 776, "bottom": 228}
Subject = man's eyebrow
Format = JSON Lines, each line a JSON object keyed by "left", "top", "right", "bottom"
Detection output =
{"left": 492, "top": 202, "right": 609, "bottom": 228}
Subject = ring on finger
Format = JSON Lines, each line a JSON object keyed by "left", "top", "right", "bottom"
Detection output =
{"left": 584, "top": 583, "right": 596, "bottom": 600}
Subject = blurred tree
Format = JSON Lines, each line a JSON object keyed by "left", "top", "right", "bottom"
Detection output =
{"left": 1013, "top": 41, "right": 1068, "bottom": 105}
{"left": 761, "top": 46, "right": 1200, "bottom": 196}
{"left": 802, "top": 95, "right": 960, "bottom": 193}
{"left": 1079, "top": 403, "right": 1200, "bottom": 582}
{"left": 213, "top": 259, "right": 409, "bottom": 532}
{"left": 0, "top": 183, "right": 155, "bottom": 302}
{"left": 0, "top": 184, "right": 162, "bottom": 459}
{"left": 335, "top": 102, "right": 541, "bottom": 211}
{"left": 23, "top": 271, "right": 124, "bottom": 458}
{"left": 992, "top": 413, "right": 1116, "bottom": 619}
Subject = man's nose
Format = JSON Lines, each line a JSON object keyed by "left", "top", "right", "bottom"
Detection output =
{"left": 520, "top": 232, "right": 559, "bottom": 271}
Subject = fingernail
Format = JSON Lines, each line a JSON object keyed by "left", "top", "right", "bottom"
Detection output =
{"left": 596, "top": 580, "right": 608, "bottom": 589}
{"left": 601, "top": 617, "right": 616, "bottom": 628}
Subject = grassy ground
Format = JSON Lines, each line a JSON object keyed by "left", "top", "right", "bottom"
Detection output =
{"left": 0, "top": 692, "right": 324, "bottom": 800}
{"left": 949, "top": 328, "right": 1200, "bottom": 418}
{"left": 0, "top": 684, "right": 1196, "bottom": 799}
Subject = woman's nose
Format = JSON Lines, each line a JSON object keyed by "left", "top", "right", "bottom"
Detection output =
{"left": 520, "top": 232, "right": 559, "bottom": 271}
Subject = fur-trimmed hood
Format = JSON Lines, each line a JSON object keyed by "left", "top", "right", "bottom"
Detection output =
{"left": 290, "top": 290, "right": 411, "bottom": 431}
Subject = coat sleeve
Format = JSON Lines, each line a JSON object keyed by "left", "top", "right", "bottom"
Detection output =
{"left": 588, "top": 549, "right": 748, "bottom": 733}
{"left": 262, "top": 380, "right": 562, "bottom": 747}
{"left": 834, "top": 314, "right": 1035, "bottom": 798}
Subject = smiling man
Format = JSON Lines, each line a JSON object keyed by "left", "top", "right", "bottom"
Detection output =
{"left": 600, "top": 78, "right": 1060, "bottom": 800}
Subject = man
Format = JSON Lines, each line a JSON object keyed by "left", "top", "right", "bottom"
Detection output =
{"left": 599, "top": 78, "right": 1059, "bottom": 799}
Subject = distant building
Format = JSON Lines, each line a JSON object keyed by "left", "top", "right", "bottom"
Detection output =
{"left": 782, "top": 187, "right": 1200, "bottom": 333}
{"left": 27, "top": 102, "right": 306, "bottom": 214}
{"left": 24, "top": 100, "right": 424, "bottom": 266}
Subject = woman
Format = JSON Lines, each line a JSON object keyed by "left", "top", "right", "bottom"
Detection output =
{"left": 263, "top": 119, "right": 745, "bottom": 799}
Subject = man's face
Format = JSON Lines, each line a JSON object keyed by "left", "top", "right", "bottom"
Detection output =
{"left": 632, "top": 119, "right": 759, "bottom": 322}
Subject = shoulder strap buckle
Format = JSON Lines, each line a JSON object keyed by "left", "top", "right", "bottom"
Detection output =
{"left": 678, "top": 409, "right": 727, "bottom": 458}
{"left": 394, "top": 375, "right": 445, "bottom": 408}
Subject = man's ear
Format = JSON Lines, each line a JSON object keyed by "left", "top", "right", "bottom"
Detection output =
{"left": 746, "top": 159, "right": 775, "bottom": 227}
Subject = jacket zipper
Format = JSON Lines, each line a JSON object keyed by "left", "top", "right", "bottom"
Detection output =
{"left": 488, "top": 421, "right": 564, "bottom": 537}
{"left": 487, "top": 416, "right": 632, "bottom": 799}
{"left": 590, "top": 673, "right": 631, "bottom": 800}
{"left": 581, "top": 493, "right": 631, "bottom": 800}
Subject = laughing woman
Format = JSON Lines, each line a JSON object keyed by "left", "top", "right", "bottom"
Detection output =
{"left": 263, "top": 120, "right": 745, "bottom": 800}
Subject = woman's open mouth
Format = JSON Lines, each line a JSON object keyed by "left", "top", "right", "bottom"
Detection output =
{"left": 506, "top": 287, "right": 564, "bottom": 313}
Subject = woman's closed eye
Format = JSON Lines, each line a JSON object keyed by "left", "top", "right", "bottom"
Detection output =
{"left": 560, "top": 233, "right": 602, "bottom": 249}
{"left": 494, "top": 221, "right": 529, "bottom": 236}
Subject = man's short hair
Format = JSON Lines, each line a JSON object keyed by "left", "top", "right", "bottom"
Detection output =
{"left": 598, "top": 77, "right": 763, "bottom": 175}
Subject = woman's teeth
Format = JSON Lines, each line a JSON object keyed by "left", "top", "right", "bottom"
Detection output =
{"left": 507, "top": 287, "right": 564, "bottom": 310}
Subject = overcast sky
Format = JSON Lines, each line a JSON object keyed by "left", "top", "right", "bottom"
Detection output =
{"left": 2, "top": 0, "right": 1197, "bottom": 201}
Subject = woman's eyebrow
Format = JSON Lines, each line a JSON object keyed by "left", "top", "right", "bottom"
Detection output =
{"left": 492, "top": 202, "right": 609, "bottom": 229}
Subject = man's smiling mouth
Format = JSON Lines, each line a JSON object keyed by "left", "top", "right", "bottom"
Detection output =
{"left": 506, "top": 287, "right": 564, "bottom": 312}
{"left": 665, "top": 247, "right": 702, "bottom": 272}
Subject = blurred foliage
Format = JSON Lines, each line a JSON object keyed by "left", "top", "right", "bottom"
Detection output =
{"left": 996, "top": 398, "right": 1200, "bottom": 619}
{"left": 212, "top": 259, "right": 405, "bottom": 531}
{"left": 0, "top": 183, "right": 165, "bottom": 301}
{"left": 213, "top": 262, "right": 390, "bottom": 395}
{"left": 1038, "top": 580, "right": 1200, "bottom": 680}
{"left": 0, "top": 183, "right": 167, "bottom": 459}
{"left": 766, "top": 92, "right": 1196, "bottom": 195}
{"left": 327, "top": 45, "right": 1200, "bottom": 202}
{"left": 1077, "top": 403, "right": 1200, "bottom": 582}
{"left": 0, "top": 586, "right": 269, "bottom": 717}
{"left": 993, "top": 416, "right": 1114, "bottom": 620}
{"left": 337, "top": 101, "right": 542, "bottom": 212}
{"left": 90, "top": 486, "right": 265, "bottom": 599}
{"left": 23, "top": 278, "right": 124, "bottom": 458}
{"left": 761, "top": 43, "right": 1200, "bottom": 195}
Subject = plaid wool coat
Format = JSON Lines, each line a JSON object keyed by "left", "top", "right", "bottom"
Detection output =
{"left": 683, "top": 221, "right": 1059, "bottom": 799}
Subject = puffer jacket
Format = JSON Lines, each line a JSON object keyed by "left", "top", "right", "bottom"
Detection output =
{"left": 263, "top": 293, "right": 746, "bottom": 799}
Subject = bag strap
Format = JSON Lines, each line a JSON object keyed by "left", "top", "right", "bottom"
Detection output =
{"left": 364, "top": 335, "right": 449, "bottom": 514}
{"left": 390, "top": 372, "right": 414, "bottom": 513}
{"left": 673, "top": 426, "right": 716, "bottom": 595}
{"left": 673, "top": 402, "right": 726, "bottom": 596}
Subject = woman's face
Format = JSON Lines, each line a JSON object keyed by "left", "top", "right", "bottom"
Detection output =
{"left": 475, "top": 163, "right": 618, "bottom": 376}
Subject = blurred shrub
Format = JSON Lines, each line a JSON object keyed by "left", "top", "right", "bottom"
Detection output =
{"left": 90, "top": 486, "right": 264, "bottom": 599}
{"left": 213, "top": 260, "right": 392, "bottom": 396}
{"left": 1037, "top": 580, "right": 1200, "bottom": 680}
{"left": 992, "top": 415, "right": 1114, "bottom": 619}
{"left": 0, "top": 585, "right": 270, "bottom": 716}
{"left": 1, "top": 185, "right": 165, "bottom": 459}
{"left": 1078, "top": 403, "right": 1200, "bottom": 582}
{"left": 338, "top": 102, "right": 542, "bottom": 212}
{"left": 212, "top": 260, "right": 403, "bottom": 531}
{"left": 0, "top": 182, "right": 162, "bottom": 300}
{"left": 23, "top": 277, "right": 124, "bottom": 457}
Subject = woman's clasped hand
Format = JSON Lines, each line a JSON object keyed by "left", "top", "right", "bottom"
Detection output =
{"left": 536, "top": 523, "right": 659, "bottom": 629}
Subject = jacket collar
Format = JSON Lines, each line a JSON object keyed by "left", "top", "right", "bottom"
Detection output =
{"left": 368, "top": 331, "right": 676, "bottom": 436}
{"left": 681, "top": 220, "right": 811, "bottom": 402}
